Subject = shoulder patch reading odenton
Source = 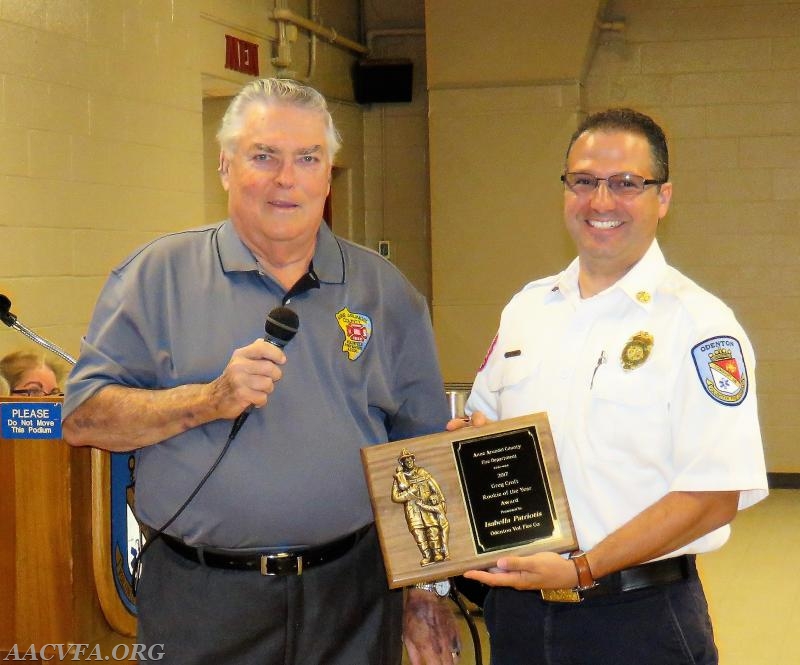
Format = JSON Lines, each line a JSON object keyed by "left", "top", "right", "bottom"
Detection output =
{"left": 691, "top": 336, "right": 748, "bottom": 406}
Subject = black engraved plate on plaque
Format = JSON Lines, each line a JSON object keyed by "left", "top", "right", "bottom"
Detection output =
{"left": 452, "top": 426, "right": 556, "bottom": 554}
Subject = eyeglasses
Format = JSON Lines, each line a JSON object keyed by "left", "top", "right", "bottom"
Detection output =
{"left": 10, "top": 388, "right": 63, "bottom": 397}
{"left": 561, "top": 172, "right": 665, "bottom": 197}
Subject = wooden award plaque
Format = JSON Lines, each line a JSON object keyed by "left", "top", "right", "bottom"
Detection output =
{"left": 361, "top": 413, "right": 577, "bottom": 588}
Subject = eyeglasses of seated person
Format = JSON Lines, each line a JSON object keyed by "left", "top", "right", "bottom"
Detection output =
{"left": 11, "top": 384, "right": 63, "bottom": 397}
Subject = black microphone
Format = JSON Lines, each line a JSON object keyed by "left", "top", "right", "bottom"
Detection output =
{"left": 0, "top": 294, "right": 17, "bottom": 327}
{"left": 228, "top": 306, "right": 299, "bottom": 440}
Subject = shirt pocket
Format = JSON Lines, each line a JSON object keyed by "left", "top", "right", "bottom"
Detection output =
{"left": 587, "top": 364, "right": 670, "bottom": 465}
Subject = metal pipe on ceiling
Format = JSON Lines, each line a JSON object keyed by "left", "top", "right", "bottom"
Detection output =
{"left": 272, "top": 7, "right": 369, "bottom": 55}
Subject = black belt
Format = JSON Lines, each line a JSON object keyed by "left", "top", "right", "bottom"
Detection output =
{"left": 541, "top": 555, "right": 694, "bottom": 603}
{"left": 158, "top": 524, "right": 371, "bottom": 576}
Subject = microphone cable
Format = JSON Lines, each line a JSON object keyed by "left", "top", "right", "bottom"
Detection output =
{"left": 131, "top": 425, "right": 238, "bottom": 594}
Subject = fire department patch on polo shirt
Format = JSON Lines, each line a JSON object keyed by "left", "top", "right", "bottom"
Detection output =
{"left": 691, "top": 336, "right": 748, "bottom": 406}
{"left": 336, "top": 307, "right": 372, "bottom": 360}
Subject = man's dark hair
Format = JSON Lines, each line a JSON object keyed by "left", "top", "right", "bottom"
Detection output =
{"left": 564, "top": 108, "right": 669, "bottom": 182}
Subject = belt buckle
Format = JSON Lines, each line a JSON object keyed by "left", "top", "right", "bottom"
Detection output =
{"left": 260, "top": 552, "right": 303, "bottom": 576}
{"left": 540, "top": 588, "right": 582, "bottom": 603}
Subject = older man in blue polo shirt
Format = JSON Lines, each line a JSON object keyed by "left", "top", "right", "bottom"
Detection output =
{"left": 63, "top": 78, "right": 458, "bottom": 665}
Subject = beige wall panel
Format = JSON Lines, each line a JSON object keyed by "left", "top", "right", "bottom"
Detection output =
{"left": 44, "top": 0, "right": 90, "bottom": 38}
{"left": 28, "top": 130, "right": 72, "bottom": 180}
{"left": 641, "top": 38, "right": 772, "bottom": 74}
{"left": 644, "top": 106, "right": 706, "bottom": 138}
{"left": 383, "top": 205, "right": 427, "bottom": 244}
{"left": 433, "top": 304, "right": 505, "bottom": 385}
{"left": 4, "top": 77, "right": 90, "bottom": 135}
{"left": 1, "top": 179, "right": 99, "bottom": 229}
{"left": 71, "top": 135, "right": 202, "bottom": 193}
{"left": 361, "top": 29, "right": 430, "bottom": 297}
{"left": 328, "top": 101, "right": 365, "bottom": 244}
{"left": 0, "top": 25, "right": 107, "bottom": 90}
{"left": 773, "top": 35, "right": 800, "bottom": 65}
{"left": 2, "top": 228, "right": 73, "bottom": 277}
{"left": 612, "top": 0, "right": 800, "bottom": 41}
{"left": 197, "top": 0, "right": 269, "bottom": 28}
{"left": 202, "top": 96, "right": 228, "bottom": 225}
{"left": 673, "top": 70, "right": 800, "bottom": 106}
{"left": 392, "top": 238, "right": 432, "bottom": 300}
{"left": 426, "top": 0, "right": 603, "bottom": 87}
{"left": 90, "top": 95, "right": 200, "bottom": 149}
{"left": 707, "top": 104, "right": 800, "bottom": 137}
{"left": 329, "top": 102, "right": 364, "bottom": 169}
{"left": 304, "top": 44, "right": 361, "bottom": 102}
{"left": 774, "top": 169, "right": 800, "bottom": 201}
{"left": 363, "top": 145, "right": 384, "bottom": 213}
{"left": 665, "top": 201, "right": 798, "bottom": 245}
{"left": 670, "top": 137, "right": 738, "bottom": 172}
{"left": 71, "top": 229, "right": 163, "bottom": 276}
{"left": 430, "top": 95, "right": 575, "bottom": 309}
{"left": 0, "top": 128, "right": 29, "bottom": 177}
{"left": 703, "top": 169, "right": 773, "bottom": 203}
{"left": 762, "top": 427, "right": 799, "bottom": 472}
{"left": 739, "top": 137, "right": 800, "bottom": 170}
{"left": 1, "top": 0, "right": 47, "bottom": 28}
{"left": 382, "top": 143, "right": 428, "bottom": 219}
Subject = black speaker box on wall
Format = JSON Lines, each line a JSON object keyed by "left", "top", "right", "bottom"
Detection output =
{"left": 354, "top": 59, "right": 413, "bottom": 104}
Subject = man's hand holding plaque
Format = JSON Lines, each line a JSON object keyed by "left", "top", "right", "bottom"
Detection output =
{"left": 447, "top": 412, "right": 585, "bottom": 593}
{"left": 361, "top": 412, "right": 577, "bottom": 588}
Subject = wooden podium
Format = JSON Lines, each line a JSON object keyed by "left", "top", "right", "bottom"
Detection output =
{"left": 0, "top": 396, "right": 136, "bottom": 656}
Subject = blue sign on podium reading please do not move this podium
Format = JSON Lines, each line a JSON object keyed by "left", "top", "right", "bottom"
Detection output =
{"left": 1, "top": 402, "right": 62, "bottom": 439}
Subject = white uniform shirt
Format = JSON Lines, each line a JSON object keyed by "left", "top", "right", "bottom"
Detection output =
{"left": 467, "top": 240, "right": 768, "bottom": 556}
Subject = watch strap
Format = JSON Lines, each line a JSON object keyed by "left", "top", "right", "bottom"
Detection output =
{"left": 569, "top": 550, "right": 598, "bottom": 591}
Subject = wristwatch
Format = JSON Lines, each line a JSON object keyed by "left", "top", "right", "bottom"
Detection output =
{"left": 413, "top": 579, "right": 451, "bottom": 597}
{"left": 569, "top": 550, "right": 598, "bottom": 591}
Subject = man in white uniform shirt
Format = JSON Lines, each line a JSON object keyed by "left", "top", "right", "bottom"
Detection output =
{"left": 451, "top": 108, "right": 768, "bottom": 665}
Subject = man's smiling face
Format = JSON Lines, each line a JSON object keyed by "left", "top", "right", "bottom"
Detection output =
{"left": 563, "top": 130, "right": 672, "bottom": 287}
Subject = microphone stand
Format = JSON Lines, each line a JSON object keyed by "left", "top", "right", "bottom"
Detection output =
{"left": 0, "top": 294, "right": 76, "bottom": 365}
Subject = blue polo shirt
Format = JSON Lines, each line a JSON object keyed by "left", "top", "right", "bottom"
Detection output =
{"left": 64, "top": 221, "right": 448, "bottom": 547}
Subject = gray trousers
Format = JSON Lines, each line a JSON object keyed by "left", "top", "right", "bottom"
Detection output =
{"left": 136, "top": 526, "right": 403, "bottom": 665}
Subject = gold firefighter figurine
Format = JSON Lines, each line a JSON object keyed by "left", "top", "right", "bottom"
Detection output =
{"left": 391, "top": 448, "right": 450, "bottom": 566}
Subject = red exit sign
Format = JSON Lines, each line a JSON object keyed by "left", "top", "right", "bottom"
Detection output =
{"left": 225, "top": 35, "right": 259, "bottom": 76}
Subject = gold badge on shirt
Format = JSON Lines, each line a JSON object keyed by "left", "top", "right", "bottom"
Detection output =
{"left": 620, "top": 331, "right": 654, "bottom": 370}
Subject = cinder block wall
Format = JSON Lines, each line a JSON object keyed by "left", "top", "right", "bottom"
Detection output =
{"left": 0, "top": 1, "right": 204, "bottom": 359}
{"left": 585, "top": 0, "right": 800, "bottom": 471}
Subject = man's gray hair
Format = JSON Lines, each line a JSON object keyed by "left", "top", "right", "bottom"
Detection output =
{"left": 217, "top": 78, "right": 342, "bottom": 160}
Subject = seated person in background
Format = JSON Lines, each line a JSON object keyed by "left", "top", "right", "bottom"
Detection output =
{"left": 0, "top": 349, "right": 65, "bottom": 397}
